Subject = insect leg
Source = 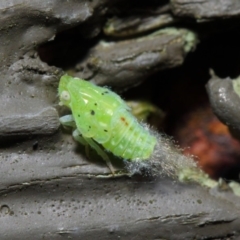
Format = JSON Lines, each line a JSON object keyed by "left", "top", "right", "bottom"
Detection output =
{"left": 59, "top": 115, "right": 76, "bottom": 128}
{"left": 83, "top": 137, "right": 115, "bottom": 175}
{"left": 73, "top": 129, "right": 88, "bottom": 145}
{"left": 73, "top": 129, "right": 91, "bottom": 159}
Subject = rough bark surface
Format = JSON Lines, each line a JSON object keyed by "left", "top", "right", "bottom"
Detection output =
{"left": 1, "top": 0, "right": 240, "bottom": 239}
{"left": 206, "top": 73, "right": 240, "bottom": 139}
{"left": 74, "top": 28, "right": 197, "bottom": 89}
{"left": 171, "top": 0, "right": 240, "bottom": 20}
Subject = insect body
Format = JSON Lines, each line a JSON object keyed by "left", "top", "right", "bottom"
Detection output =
{"left": 59, "top": 74, "right": 157, "bottom": 174}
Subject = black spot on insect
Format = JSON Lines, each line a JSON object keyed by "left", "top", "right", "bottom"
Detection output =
{"left": 104, "top": 129, "right": 108, "bottom": 132}
{"left": 101, "top": 91, "right": 109, "bottom": 96}
{"left": 90, "top": 110, "right": 95, "bottom": 115}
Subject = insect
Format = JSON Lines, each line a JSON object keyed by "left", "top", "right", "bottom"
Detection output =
{"left": 58, "top": 74, "right": 157, "bottom": 174}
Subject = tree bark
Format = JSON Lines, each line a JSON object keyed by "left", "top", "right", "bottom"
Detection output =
{"left": 1, "top": 0, "right": 240, "bottom": 239}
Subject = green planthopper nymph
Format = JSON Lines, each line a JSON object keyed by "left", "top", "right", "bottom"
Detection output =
{"left": 58, "top": 74, "right": 202, "bottom": 181}
{"left": 58, "top": 74, "right": 157, "bottom": 175}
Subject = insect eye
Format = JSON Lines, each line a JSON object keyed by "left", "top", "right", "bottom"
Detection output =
{"left": 61, "top": 90, "right": 70, "bottom": 101}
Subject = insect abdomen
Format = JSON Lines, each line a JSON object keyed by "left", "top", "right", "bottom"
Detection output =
{"left": 102, "top": 109, "right": 156, "bottom": 160}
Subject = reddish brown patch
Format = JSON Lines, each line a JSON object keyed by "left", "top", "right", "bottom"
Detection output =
{"left": 120, "top": 117, "right": 129, "bottom": 126}
{"left": 170, "top": 106, "right": 240, "bottom": 179}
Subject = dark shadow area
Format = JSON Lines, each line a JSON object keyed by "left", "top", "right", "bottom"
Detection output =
{"left": 38, "top": 26, "right": 100, "bottom": 69}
